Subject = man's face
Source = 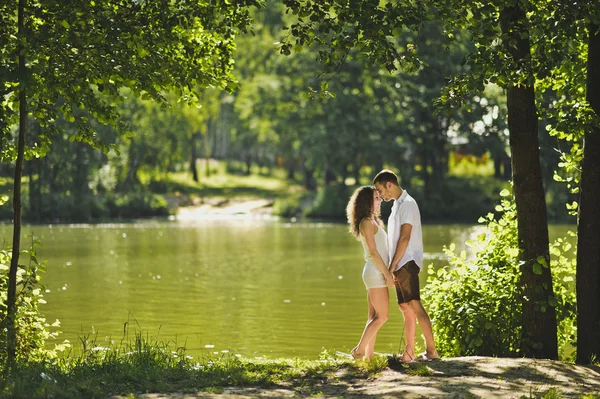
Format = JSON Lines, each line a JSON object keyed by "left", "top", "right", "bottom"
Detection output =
{"left": 375, "top": 182, "right": 392, "bottom": 202}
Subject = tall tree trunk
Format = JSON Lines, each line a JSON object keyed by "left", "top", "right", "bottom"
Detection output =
{"left": 501, "top": 5, "right": 558, "bottom": 359}
{"left": 576, "top": 22, "right": 600, "bottom": 365}
{"left": 7, "top": 0, "right": 27, "bottom": 369}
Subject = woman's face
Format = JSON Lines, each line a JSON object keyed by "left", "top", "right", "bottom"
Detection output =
{"left": 372, "top": 189, "right": 383, "bottom": 212}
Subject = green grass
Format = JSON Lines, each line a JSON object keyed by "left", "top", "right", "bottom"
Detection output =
{"left": 520, "top": 388, "right": 600, "bottom": 399}
{"left": 150, "top": 160, "right": 305, "bottom": 203}
{"left": 0, "top": 333, "right": 388, "bottom": 399}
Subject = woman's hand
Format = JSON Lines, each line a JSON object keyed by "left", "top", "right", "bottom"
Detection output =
{"left": 384, "top": 271, "right": 395, "bottom": 287}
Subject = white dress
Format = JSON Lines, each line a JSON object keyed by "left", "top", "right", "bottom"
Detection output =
{"left": 359, "top": 223, "right": 390, "bottom": 290}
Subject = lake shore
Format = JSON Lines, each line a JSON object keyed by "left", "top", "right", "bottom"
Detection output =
{"left": 174, "top": 196, "right": 275, "bottom": 219}
{"left": 115, "top": 356, "right": 600, "bottom": 399}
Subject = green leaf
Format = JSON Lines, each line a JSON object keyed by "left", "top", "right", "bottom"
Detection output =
{"left": 536, "top": 256, "right": 547, "bottom": 268}
{"left": 61, "top": 20, "right": 71, "bottom": 29}
{"left": 533, "top": 263, "right": 543, "bottom": 275}
{"left": 499, "top": 189, "right": 510, "bottom": 197}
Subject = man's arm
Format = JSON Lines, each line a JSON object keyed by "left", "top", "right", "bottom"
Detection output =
{"left": 389, "top": 223, "right": 412, "bottom": 271}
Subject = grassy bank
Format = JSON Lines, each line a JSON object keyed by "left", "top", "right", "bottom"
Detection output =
{"left": 2, "top": 333, "right": 599, "bottom": 399}
{"left": 0, "top": 333, "right": 386, "bottom": 399}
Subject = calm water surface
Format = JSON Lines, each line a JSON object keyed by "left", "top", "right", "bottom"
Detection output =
{"left": 0, "top": 218, "right": 574, "bottom": 359}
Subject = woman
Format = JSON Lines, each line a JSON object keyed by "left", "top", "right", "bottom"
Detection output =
{"left": 346, "top": 185, "right": 395, "bottom": 360}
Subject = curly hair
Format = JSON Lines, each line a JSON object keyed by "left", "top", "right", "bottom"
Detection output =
{"left": 346, "top": 185, "right": 383, "bottom": 239}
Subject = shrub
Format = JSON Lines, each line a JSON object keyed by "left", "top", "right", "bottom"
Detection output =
{"left": 422, "top": 189, "right": 577, "bottom": 359}
{"left": 0, "top": 239, "right": 68, "bottom": 369}
{"left": 106, "top": 192, "right": 170, "bottom": 219}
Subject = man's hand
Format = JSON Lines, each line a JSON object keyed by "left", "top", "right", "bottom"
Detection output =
{"left": 384, "top": 271, "right": 395, "bottom": 286}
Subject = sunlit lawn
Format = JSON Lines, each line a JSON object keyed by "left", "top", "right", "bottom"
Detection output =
{"left": 162, "top": 160, "right": 304, "bottom": 200}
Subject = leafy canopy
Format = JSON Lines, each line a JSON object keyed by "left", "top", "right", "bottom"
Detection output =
{"left": 0, "top": 0, "right": 262, "bottom": 159}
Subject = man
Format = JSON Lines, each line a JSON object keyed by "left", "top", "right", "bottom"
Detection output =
{"left": 373, "top": 169, "right": 439, "bottom": 362}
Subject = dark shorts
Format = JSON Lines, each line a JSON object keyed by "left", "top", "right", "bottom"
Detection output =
{"left": 393, "top": 261, "right": 421, "bottom": 304}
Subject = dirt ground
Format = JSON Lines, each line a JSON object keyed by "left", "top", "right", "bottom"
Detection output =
{"left": 115, "top": 356, "right": 600, "bottom": 399}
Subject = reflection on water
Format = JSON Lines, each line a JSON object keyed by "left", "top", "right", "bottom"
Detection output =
{"left": 0, "top": 219, "right": 574, "bottom": 359}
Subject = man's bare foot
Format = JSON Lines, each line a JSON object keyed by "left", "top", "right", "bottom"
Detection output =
{"left": 419, "top": 350, "right": 440, "bottom": 361}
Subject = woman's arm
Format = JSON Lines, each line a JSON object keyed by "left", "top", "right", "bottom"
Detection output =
{"left": 360, "top": 219, "right": 395, "bottom": 285}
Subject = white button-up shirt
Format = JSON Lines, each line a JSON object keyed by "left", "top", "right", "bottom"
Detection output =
{"left": 387, "top": 190, "right": 423, "bottom": 271}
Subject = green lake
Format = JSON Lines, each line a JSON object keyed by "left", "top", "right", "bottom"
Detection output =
{"left": 0, "top": 218, "right": 575, "bottom": 359}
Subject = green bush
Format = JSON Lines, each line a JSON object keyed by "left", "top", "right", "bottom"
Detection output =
{"left": 422, "top": 190, "right": 577, "bottom": 359}
{"left": 105, "top": 192, "right": 170, "bottom": 219}
{"left": 0, "top": 240, "right": 68, "bottom": 368}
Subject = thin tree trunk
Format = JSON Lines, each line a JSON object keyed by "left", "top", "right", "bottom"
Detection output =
{"left": 501, "top": 5, "right": 558, "bottom": 359}
{"left": 122, "top": 138, "right": 140, "bottom": 190}
{"left": 190, "top": 132, "right": 199, "bottom": 183}
{"left": 576, "top": 22, "right": 600, "bottom": 365}
{"left": 301, "top": 161, "right": 317, "bottom": 190}
{"left": 324, "top": 162, "right": 336, "bottom": 185}
{"left": 286, "top": 157, "right": 295, "bottom": 180}
{"left": 494, "top": 156, "right": 503, "bottom": 178}
{"left": 205, "top": 117, "right": 213, "bottom": 178}
{"left": 245, "top": 156, "right": 251, "bottom": 175}
{"left": 7, "top": 0, "right": 27, "bottom": 369}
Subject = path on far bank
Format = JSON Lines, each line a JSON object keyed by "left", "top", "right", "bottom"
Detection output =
{"left": 116, "top": 356, "right": 600, "bottom": 399}
{"left": 176, "top": 196, "right": 273, "bottom": 219}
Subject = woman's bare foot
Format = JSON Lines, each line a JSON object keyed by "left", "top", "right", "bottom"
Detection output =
{"left": 399, "top": 351, "right": 415, "bottom": 363}
{"left": 350, "top": 347, "right": 363, "bottom": 360}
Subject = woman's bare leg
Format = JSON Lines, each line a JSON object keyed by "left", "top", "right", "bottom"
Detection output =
{"left": 364, "top": 293, "right": 378, "bottom": 359}
{"left": 352, "top": 287, "right": 389, "bottom": 360}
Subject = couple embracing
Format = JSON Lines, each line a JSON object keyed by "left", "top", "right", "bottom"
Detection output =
{"left": 346, "top": 169, "right": 439, "bottom": 363}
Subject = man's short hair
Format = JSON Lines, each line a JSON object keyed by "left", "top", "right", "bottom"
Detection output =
{"left": 373, "top": 169, "right": 399, "bottom": 186}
